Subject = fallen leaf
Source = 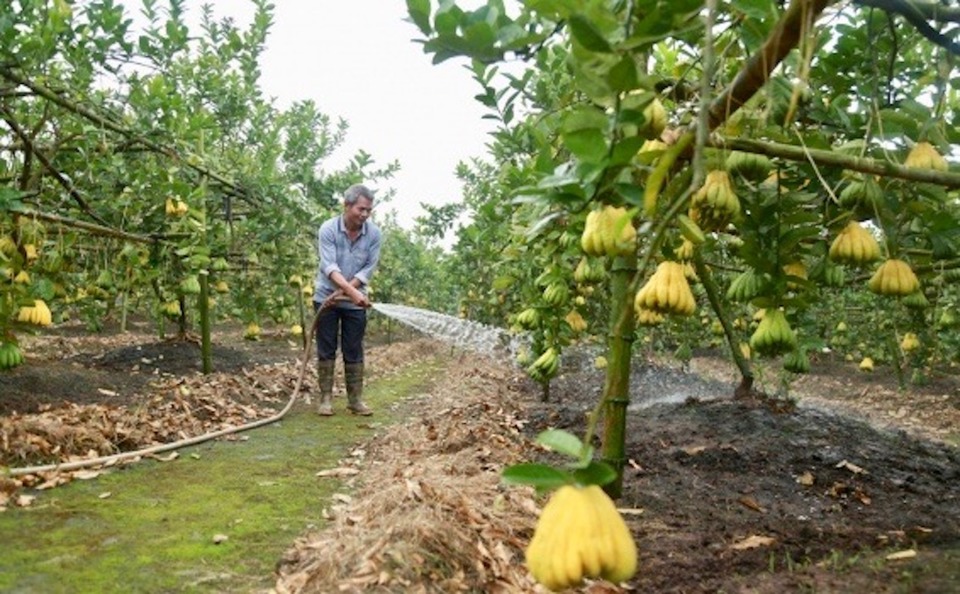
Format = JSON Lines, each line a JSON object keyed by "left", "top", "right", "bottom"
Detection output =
{"left": 212, "top": 533, "right": 229, "bottom": 544}
{"left": 147, "top": 452, "right": 179, "bottom": 462}
{"left": 886, "top": 549, "right": 917, "bottom": 561}
{"left": 836, "top": 459, "right": 867, "bottom": 475}
{"left": 617, "top": 507, "right": 645, "bottom": 516}
{"left": 16, "top": 494, "right": 36, "bottom": 508}
{"left": 332, "top": 493, "right": 352, "bottom": 504}
{"left": 796, "top": 471, "right": 815, "bottom": 486}
{"left": 738, "top": 495, "right": 766, "bottom": 513}
{"left": 73, "top": 469, "right": 102, "bottom": 480}
{"left": 681, "top": 445, "right": 708, "bottom": 455}
{"left": 98, "top": 492, "right": 112, "bottom": 499}
{"left": 731, "top": 535, "right": 776, "bottom": 550}
{"left": 97, "top": 388, "right": 118, "bottom": 397}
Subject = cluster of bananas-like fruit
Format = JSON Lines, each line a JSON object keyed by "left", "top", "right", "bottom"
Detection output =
{"left": 165, "top": 197, "right": 189, "bottom": 216}
{"left": 689, "top": 170, "right": 740, "bottom": 232}
{"left": 542, "top": 281, "right": 569, "bottom": 307}
{"left": 162, "top": 300, "right": 182, "bottom": 317}
{"left": 904, "top": 141, "right": 948, "bottom": 171}
{"left": 782, "top": 349, "right": 810, "bottom": 374}
{"left": 868, "top": 259, "right": 920, "bottom": 296}
{"left": 526, "top": 484, "right": 637, "bottom": 591}
{"left": 516, "top": 307, "right": 540, "bottom": 329}
{"left": 180, "top": 275, "right": 201, "bottom": 295}
{"left": 0, "top": 341, "right": 25, "bottom": 370}
{"left": 839, "top": 176, "right": 882, "bottom": 218}
{"left": 829, "top": 221, "right": 881, "bottom": 264}
{"left": 581, "top": 206, "right": 637, "bottom": 257}
{"left": 900, "top": 332, "right": 920, "bottom": 353}
{"left": 214, "top": 280, "right": 230, "bottom": 294}
{"left": 18, "top": 299, "right": 53, "bottom": 326}
{"left": 726, "top": 269, "right": 763, "bottom": 303}
{"left": 725, "top": 150, "right": 772, "bottom": 181}
{"left": 634, "top": 261, "right": 696, "bottom": 316}
{"left": 749, "top": 309, "right": 797, "bottom": 356}
{"left": 527, "top": 347, "right": 559, "bottom": 381}
{"left": 573, "top": 257, "right": 606, "bottom": 284}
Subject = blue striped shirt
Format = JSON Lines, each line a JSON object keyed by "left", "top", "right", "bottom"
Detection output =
{"left": 313, "top": 215, "right": 381, "bottom": 309}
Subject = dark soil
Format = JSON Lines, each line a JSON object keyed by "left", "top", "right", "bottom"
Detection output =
{"left": 529, "top": 349, "right": 960, "bottom": 593}
{"left": 2, "top": 318, "right": 959, "bottom": 592}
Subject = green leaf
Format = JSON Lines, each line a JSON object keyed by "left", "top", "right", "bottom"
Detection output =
{"left": 501, "top": 463, "right": 571, "bottom": 490}
{"left": 606, "top": 55, "right": 639, "bottom": 92}
{"left": 563, "top": 128, "right": 608, "bottom": 163}
{"left": 572, "top": 461, "right": 618, "bottom": 486}
{"left": 406, "top": 0, "right": 432, "bottom": 35}
{"left": 568, "top": 14, "right": 612, "bottom": 53}
{"left": 536, "top": 429, "right": 586, "bottom": 459}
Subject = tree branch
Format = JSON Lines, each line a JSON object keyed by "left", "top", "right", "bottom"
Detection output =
{"left": 708, "top": 0, "right": 832, "bottom": 130}
{"left": 709, "top": 135, "right": 960, "bottom": 188}
{"left": 1, "top": 106, "right": 110, "bottom": 226}
{"left": 855, "top": 0, "right": 960, "bottom": 55}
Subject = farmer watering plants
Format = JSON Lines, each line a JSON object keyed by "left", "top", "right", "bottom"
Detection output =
{"left": 313, "top": 184, "right": 382, "bottom": 416}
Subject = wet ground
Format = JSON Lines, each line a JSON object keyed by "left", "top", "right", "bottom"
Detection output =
{"left": 2, "top": 320, "right": 959, "bottom": 592}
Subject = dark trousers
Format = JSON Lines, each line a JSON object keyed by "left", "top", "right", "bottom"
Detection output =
{"left": 314, "top": 302, "right": 367, "bottom": 364}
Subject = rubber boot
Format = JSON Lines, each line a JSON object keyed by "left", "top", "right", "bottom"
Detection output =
{"left": 316, "top": 359, "right": 335, "bottom": 416}
{"left": 344, "top": 362, "right": 372, "bottom": 416}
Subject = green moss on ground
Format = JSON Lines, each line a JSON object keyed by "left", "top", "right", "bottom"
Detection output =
{"left": 0, "top": 356, "right": 445, "bottom": 593}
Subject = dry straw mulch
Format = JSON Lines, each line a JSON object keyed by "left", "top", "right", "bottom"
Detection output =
{"left": 273, "top": 358, "right": 545, "bottom": 593}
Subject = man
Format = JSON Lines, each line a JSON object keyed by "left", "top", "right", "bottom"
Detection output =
{"left": 313, "top": 184, "right": 381, "bottom": 416}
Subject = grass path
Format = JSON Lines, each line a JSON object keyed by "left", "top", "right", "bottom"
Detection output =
{"left": 0, "top": 356, "right": 446, "bottom": 594}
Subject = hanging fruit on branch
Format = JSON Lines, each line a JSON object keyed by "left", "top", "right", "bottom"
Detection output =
{"left": 634, "top": 261, "right": 696, "bottom": 316}
{"left": 749, "top": 308, "right": 797, "bottom": 356}
{"left": 581, "top": 206, "right": 637, "bottom": 257}
{"left": 829, "top": 221, "right": 881, "bottom": 265}
{"left": 868, "top": 259, "right": 920, "bottom": 296}
{"left": 903, "top": 141, "right": 948, "bottom": 171}
{"left": 689, "top": 170, "right": 740, "bottom": 232}
{"left": 525, "top": 484, "right": 638, "bottom": 591}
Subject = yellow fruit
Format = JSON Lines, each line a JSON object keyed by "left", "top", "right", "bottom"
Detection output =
{"left": 244, "top": 322, "right": 261, "bottom": 340}
{"left": 829, "top": 221, "right": 881, "bottom": 264}
{"left": 23, "top": 244, "right": 38, "bottom": 261}
{"left": 564, "top": 310, "right": 588, "bottom": 333}
{"left": 288, "top": 274, "right": 303, "bottom": 288}
{"left": 581, "top": 206, "right": 637, "bottom": 257}
{"left": 900, "top": 332, "right": 920, "bottom": 353}
{"left": 783, "top": 261, "right": 807, "bottom": 290}
{"left": 859, "top": 357, "right": 874, "bottom": 372}
{"left": 904, "top": 141, "right": 948, "bottom": 171}
{"left": 868, "top": 259, "right": 919, "bottom": 297}
{"left": 749, "top": 308, "right": 797, "bottom": 356}
{"left": 636, "top": 307, "right": 664, "bottom": 326}
{"left": 214, "top": 280, "right": 230, "bottom": 293}
{"left": 634, "top": 261, "right": 696, "bottom": 316}
{"left": 13, "top": 270, "right": 30, "bottom": 284}
{"left": 594, "top": 356, "right": 608, "bottom": 369}
{"left": 689, "top": 170, "right": 740, "bottom": 232}
{"left": 642, "top": 98, "right": 668, "bottom": 138}
{"left": 525, "top": 485, "right": 637, "bottom": 591}
{"left": 290, "top": 324, "right": 303, "bottom": 336}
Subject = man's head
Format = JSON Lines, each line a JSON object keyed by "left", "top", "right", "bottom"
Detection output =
{"left": 342, "top": 184, "right": 375, "bottom": 230}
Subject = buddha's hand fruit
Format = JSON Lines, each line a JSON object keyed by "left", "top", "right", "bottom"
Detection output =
{"left": 526, "top": 485, "right": 638, "bottom": 591}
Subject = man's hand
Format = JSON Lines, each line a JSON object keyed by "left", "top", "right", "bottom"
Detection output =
{"left": 347, "top": 285, "right": 371, "bottom": 308}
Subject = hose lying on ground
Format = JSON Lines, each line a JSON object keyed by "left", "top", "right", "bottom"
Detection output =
{"left": 5, "top": 293, "right": 344, "bottom": 478}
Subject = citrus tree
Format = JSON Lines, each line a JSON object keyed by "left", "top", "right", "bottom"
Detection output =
{"left": 407, "top": 0, "right": 960, "bottom": 500}
{"left": 0, "top": 0, "right": 400, "bottom": 371}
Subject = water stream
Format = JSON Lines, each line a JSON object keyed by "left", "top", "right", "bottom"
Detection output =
{"left": 372, "top": 303, "right": 527, "bottom": 360}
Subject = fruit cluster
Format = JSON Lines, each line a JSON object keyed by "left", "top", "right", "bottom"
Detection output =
{"left": 689, "top": 170, "right": 740, "bottom": 231}
{"left": 165, "top": 197, "right": 189, "bottom": 216}
{"left": 725, "top": 150, "right": 772, "bottom": 181}
{"left": 17, "top": 299, "right": 53, "bottom": 326}
{"left": 726, "top": 269, "right": 763, "bottom": 303}
{"left": 244, "top": 322, "right": 261, "bottom": 340}
{"left": 528, "top": 347, "right": 559, "bottom": 381}
{"left": 634, "top": 261, "right": 696, "bottom": 316}
{"left": 526, "top": 484, "right": 637, "bottom": 591}
{"left": 564, "top": 310, "right": 587, "bottom": 333}
{"left": 904, "top": 141, "right": 948, "bottom": 171}
{"left": 829, "top": 221, "right": 880, "bottom": 264}
{"left": 542, "top": 282, "right": 569, "bottom": 307}
{"left": 868, "top": 259, "right": 920, "bottom": 296}
{"left": 748, "top": 309, "right": 797, "bottom": 356}
{"left": 0, "top": 341, "right": 25, "bottom": 370}
{"left": 581, "top": 206, "right": 637, "bottom": 257}
{"left": 573, "top": 257, "right": 606, "bottom": 284}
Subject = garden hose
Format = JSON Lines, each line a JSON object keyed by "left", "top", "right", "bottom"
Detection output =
{"left": 5, "top": 292, "right": 345, "bottom": 478}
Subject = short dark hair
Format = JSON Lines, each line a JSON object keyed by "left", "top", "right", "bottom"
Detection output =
{"left": 344, "top": 184, "right": 375, "bottom": 205}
